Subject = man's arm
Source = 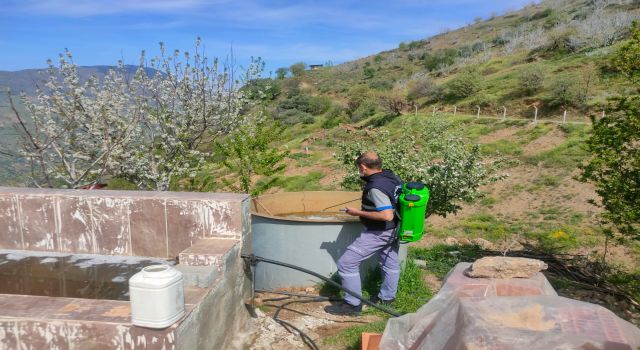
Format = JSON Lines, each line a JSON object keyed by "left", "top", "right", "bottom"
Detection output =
{"left": 347, "top": 187, "right": 395, "bottom": 221}
{"left": 345, "top": 207, "right": 394, "bottom": 221}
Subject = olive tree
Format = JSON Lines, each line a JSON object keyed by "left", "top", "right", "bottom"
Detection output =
{"left": 337, "top": 118, "right": 505, "bottom": 218}
{"left": 8, "top": 39, "right": 263, "bottom": 190}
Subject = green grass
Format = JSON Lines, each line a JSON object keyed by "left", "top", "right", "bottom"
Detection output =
{"left": 394, "top": 260, "right": 434, "bottom": 313}
{"left": 481, "top": 139, "right": 523, "bottom": 155}
{"left": 515, "top": 123, "right": 552, "bottom": 143}
{"left": 530, "top": 174, "right": 563, "bottom": 190}
{"left": 271, "top": 171, "right": 325, "bottom": 191}
{"left": 409, "top": 244, "right": 484, "bottom": 278}
{"left": 460, "top": 213, "right": 510, "bottom": 241}
{"left": 320, "top": 259, "right": 433, "bottom": 349}
{"left": 478, "top": 195, "right": 497, "bottom": 207}
{"left": 322, "top": 320, "right": 387, "bottom": 350}
{"left": 522, "top": 123, "right": 590, "bottom": 169}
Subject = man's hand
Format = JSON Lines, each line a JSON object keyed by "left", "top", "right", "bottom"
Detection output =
{"left": 344, "top": 207, "right": 361, "bottom": 216}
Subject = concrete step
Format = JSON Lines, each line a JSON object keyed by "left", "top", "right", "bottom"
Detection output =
{"left": 176, "top": 238, "right": 240, "bottom": 288}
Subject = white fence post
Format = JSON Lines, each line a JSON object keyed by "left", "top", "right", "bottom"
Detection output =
{"left": 562, "top": 110, "right": 567, "bottom": 124}
{"left": 453, "top": 105, "right": 457, "bottom": 116}
{"left": 502, "top": 106, "right": 507, "bottom": 121}
{"left": 476, "top": 105, "right": 480, "bottom": 119}
{"left": 533, "top": 106, "right": 538, "bottom": 123}
{"left": 432, "top": 106, "right": 436, "bottom": 117}
{"left": 415, "top": 105, "right": 418, "bottom": 117}
{"left": 602, "top": 109, "right": 605, "bottom": 118}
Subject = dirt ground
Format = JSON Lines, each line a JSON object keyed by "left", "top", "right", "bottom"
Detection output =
{"left": 244, "top": 290, "right": 383, "bottom": 350}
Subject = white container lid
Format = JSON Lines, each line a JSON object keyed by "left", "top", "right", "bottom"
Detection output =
{"left": 129, "top": 265, "right": 182, "bottom": 289}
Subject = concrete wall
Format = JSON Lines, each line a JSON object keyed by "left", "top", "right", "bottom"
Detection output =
{"left": 0, "top": 187, "right": 249, "bottom": 258}
{"left": 176, "top": 243, "right": 251, "bottom": 349}
{"left": 0, "top": 187, "right": 254, "bottom": 349}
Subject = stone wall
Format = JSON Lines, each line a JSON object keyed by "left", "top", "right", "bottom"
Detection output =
{"left": 0, "top": 187, "right": 249, "bottom": 258}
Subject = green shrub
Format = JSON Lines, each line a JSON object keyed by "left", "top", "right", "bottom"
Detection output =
{"left": 321, "top": 105, "right": 348, "bottom": 129}
{"left": 369, "top": 78, "right": 393, "bottom": 91}
{"left": 470, "top": 92, "right": 496, "bottom": 108}
{"left": 492, "top": 35, "right": 508, "bottom": 46}
{"left": 289, "top": 61, "right": 306, "bottom": 77}
{"left": 446, "top": 71, "right": 482, "bottom": 100}
{"left": 308, "top": 95, "right": 333, "bottom": 115}
{"left": 279, "top": 94, "right": 332, "bottom": 115}
{"left": 544, "top": 74, "right": 585, "bottom": 108}
{"left": 531, "top": 27, "right": 581, "bottom": 58}
{"left": 350, "top": 99, "right": 378, "bottom": 122}
{"left": 366, "top": 113, "right": 399, "bottom": 128}
{"left": 346, "top": 85, "right": 372, "bottom": 112}
{"left": 363, "top": 66, "right": 375, "bottom": 79}
{"left": 407, "top": 77, "right": 437, "bottom": 101}
{"left": 274, "top": 108, "right": 315, "bottom": 125}
{"left": 530, "top": 8, "right": 554, "bottom": 20}
{"left": 278, "top": 94, "right": 310, "bottom": 111}
{"left": 422, "top": 48, "right": 458, "bottom": 71}
{"left": 518, "top": 65, "right": 545, "bottom": 95}
{"left": 241, "top": 78, "right": 281, "bottom": 101}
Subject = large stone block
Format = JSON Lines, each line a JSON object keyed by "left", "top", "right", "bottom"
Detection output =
{"left": 19, "top": 196, "right": 58, "bottom": 251}
{"left": 0, "top": 195, "right": 21, "bottom": 249}
{"left": 465, "top": 256, "right": 548, "bottom": 279}
{"left": 56, "top": 196, "right": 95, "bottom": 254}
{"left": 130, "top": 198, "right": 168, "bottom": 257}
{"left": 90, "top": 197, "right": 132, "bottom": 255}
{"left": 165, "top": 200, "right": 205, "bottom": 257}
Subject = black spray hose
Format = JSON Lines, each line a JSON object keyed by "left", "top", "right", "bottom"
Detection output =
{"left": 255, "top": 289, "right": 340, "bottom": 301}
{"left": 270, "top": 298, "right": 326, "bottom": 350}
{"left": 242, "top": 253, "right": 402, "bottom": 317}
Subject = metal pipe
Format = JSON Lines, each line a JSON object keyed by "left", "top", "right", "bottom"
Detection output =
{"left": 320, "top": 197, "right": 361, "bottom": 211}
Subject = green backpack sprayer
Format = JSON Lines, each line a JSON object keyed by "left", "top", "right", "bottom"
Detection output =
{"left": 397, "top": 182, "right": 430, "bottom": 242}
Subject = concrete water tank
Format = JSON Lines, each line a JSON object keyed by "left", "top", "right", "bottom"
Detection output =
{"left": 251, "top": 191, "right": 407, "bottom": 290}
{"left": 129, "top": 265, "right": 185, "bottom": 329}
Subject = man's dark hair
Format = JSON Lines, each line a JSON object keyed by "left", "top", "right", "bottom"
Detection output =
{"left": 356, "top": 151, "right": 382, "bottom": 169}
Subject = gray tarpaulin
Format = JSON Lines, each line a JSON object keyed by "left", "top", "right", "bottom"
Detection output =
{"left": 380, "top": 262, "right": 640, "bottom": 350}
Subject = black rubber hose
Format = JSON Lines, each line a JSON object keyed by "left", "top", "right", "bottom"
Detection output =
{"left": 261, "top": 297, "right": 328, "bottom": 350}
{"left": 256, "top": 289, "right": 340, "bottom": 301}
{"left": 242, "top": 254, "right": 402, "bottom": 317}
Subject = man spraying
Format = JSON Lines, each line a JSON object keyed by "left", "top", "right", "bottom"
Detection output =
{"left": 325, "top": 151, "right": 403, "bottom": 316}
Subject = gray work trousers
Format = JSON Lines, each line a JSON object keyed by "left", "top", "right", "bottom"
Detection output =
{"left": 337, "top": 227, "right": 400, "bottom": 306}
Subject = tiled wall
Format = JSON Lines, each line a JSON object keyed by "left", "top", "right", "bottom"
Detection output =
{"left": 0, "top": 187, "right": 250, "bottom": 258}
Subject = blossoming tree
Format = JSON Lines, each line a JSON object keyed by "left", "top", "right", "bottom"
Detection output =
{"left": 9, "top": 39, "right": 263, "bottom": 190}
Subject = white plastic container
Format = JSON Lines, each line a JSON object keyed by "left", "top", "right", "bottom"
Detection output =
{"left": 129, "top": 265, "right": 185, "bottom": 328}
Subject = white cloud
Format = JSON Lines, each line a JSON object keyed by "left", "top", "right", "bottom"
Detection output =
{"left": 9, "top": 0, "right": 226, "bottom": 17}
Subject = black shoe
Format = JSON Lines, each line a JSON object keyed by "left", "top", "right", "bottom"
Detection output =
{"left": 370, "top": 295, "right": 395, "bottom": 306}
{"left": 324, "top": 302, "right": 362, "bottom": 316}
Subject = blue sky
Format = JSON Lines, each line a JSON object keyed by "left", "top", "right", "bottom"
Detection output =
{"left": 1, "top": 0, "right": 536, "bottom": 74}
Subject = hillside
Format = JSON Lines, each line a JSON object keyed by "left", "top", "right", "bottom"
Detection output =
{"left": 262, "top": 0, "right": 639, "bottom": 128}
{"left": 202, "top": 0, "right": 639, "bottom": 272}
